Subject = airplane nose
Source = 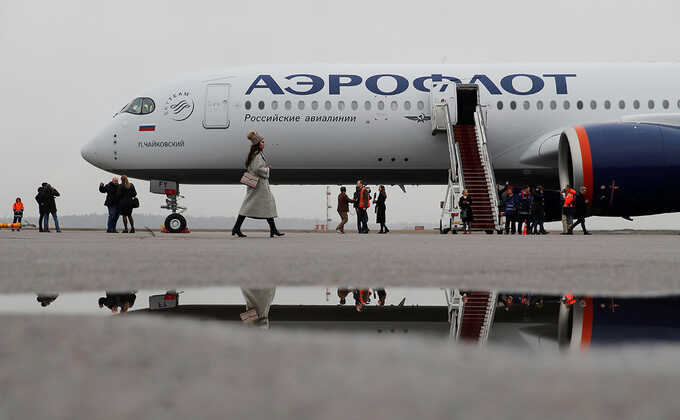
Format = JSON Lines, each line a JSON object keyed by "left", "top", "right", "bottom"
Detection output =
{"left": 81, "top": 139, "right": 97, "bottom": 165}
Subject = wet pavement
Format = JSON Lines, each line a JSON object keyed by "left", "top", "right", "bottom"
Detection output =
{"left": 2, "top": 230, "right": 680, "bottom": 294}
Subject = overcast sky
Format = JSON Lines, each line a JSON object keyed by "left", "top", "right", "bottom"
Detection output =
{"left": 2, "top": 0, "right": 680, "bottom": 229}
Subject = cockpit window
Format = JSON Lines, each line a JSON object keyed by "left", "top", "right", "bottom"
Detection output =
{"left": 121, "top": 97, "right": 155, "bottom": 115}
{"left": 141, "top": 98, "right": 155, "bottom": 114}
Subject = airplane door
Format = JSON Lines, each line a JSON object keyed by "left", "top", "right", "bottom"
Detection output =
{"left": 203, "top": 84, "right": 230, "bottom": 128}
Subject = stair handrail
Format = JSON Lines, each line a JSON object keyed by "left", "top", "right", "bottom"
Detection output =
{"left": 479, "top": 291, "right": 498, "bottom": 345}
{"left": 445, "top": 105, "right": 465, "bottom": 189}
{"left": 473, "top": 109, "right": 500, "bottom": 230}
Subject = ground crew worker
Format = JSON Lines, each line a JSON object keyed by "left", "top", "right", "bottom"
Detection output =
{"left": 568, "top": 186, "right": 591, "bottom": 235}
{"left": 562, "top": 293, "right": 576, "bottom": 306}
{"left": 561, "top": 185, "right": 577, "bottom": 235}
{"left": 353, "top": 289, "right": 371, "bottom": 311}
{"left": 358, "top": 182, "right": 371, "bottom": 233}
{"left": 516, "top": 186, "right": 533, "bottom": 234}
{"left": 12, "top": 197, "right": 24, "bottom": 231}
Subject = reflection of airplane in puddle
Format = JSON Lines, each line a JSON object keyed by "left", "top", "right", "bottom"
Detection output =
{"left": 120, "top": 288, "right": 680, "bottom": 348}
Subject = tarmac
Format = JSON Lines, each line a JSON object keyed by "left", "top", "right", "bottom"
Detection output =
{"left": 2, "top": 314, "right": 680, "bottom": 420}
{"left": 3, "top": 229, "right": 680, "bottom": 419}
{"left": 1, "top": 230, "right": 680, "bottom": 295}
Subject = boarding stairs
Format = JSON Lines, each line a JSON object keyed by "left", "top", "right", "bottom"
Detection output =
{"left": 444, "top": 289, "right": 498, "bottom": 343}
{"left": 433, "top": 84, "right": 501, "bottom": 233}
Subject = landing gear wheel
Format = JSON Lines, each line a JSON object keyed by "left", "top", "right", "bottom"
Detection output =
{"left": 165, "top": 213, "right": 187, "bottom": 233}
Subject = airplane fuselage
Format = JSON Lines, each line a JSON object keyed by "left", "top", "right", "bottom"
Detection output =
{"left": 82, "top": 64, "right": 680, "bottom": 189}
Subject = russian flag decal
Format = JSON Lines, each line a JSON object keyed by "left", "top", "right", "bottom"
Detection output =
{"left": 139, "top": 125, "right": 155, "bottom": 132}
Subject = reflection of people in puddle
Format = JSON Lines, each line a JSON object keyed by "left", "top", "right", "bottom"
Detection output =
{"left": 36, "top": 293, "right": 59, "bottom": 307}
{"left": 337, "top": 288, "right": 351, "bottom": 305}
{"left": 240, "top": 288, "right": 276, "bottom": 328}
{"left": 98, "top": 292, "right": 137, "bottom": 313}
{"left": 353, "top": 289, "right": 370, "bottom": 312}
{"left": 375, "top": 289, "right": 386, "bottom": 306}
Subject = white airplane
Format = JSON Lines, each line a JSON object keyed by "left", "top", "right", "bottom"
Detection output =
{"left": 82, "top": 64, "right": 680, "bottom": 231}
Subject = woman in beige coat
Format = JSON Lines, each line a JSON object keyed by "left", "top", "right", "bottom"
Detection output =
{"left": 231, "top": 131, "right": 284, "bottom": 238}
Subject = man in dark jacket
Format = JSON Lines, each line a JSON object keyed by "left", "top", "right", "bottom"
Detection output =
{"left": 42, "top": 184, "right": 61, "bottom": 232}
{"left": 568, "top": 186, "right": 591, "bottom": 235}
{"left": 336, "top": 186, "right": 354, "bottom": 234}
{"left": 100, "top": 177, "right": 120, "bottom": 233}
{"left": 502, "top": 190, "right": 517, "bottom": 234}
{"left": 516, "top": 186, "right": 533, "bottom": 235}
{"left": 531, "top": 185, "right": 547, "bottom": 235}
{"left": 35, "top": 184, "right": 48, "bottom": 232}
{"left": 354, "top": 180, "right": 367, "bottom": 233}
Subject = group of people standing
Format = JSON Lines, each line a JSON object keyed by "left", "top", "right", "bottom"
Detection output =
{"left": 98, "top": 175, "right": 138, "bottom": 233}
{"left": 498, "top": 183, "right": 547, "bottom": 235}
{"left": 336, "top": 181, "right": 389, "bottom": 234}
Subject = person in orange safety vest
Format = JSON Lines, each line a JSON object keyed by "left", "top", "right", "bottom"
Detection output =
{"left": 12, "top": 197, "right": 24, "bottom": 231}
{"left": 561, "top": 185, "right": 577, "bottom": 235}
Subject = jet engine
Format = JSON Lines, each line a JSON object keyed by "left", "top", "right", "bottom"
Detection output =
{"left": 558, "top": 122, "right": 680, "bottom": 217}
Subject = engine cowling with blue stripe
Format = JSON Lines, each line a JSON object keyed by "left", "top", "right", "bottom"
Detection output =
{"left": 558, "top": 122, "right": 680, "bottom": 217}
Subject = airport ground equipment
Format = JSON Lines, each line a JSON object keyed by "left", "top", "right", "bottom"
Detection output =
{"left": 150, "top": 180, "right": 188, "bottom": 233}
{"left": 433, "top": 84, "right": 501, "bottom": 234}
{"left": 0, "top": 223, "right": 21, "bottom": 229}
{"left": 444, "top": 289, "right": 498, "bottom": 343}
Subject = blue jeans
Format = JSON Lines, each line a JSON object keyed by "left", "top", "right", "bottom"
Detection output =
{"left": 43, "top": 212, "right": 60, "bottom": 231}
{"left": 106, "top": 205, "right": 119, "bottom": 232}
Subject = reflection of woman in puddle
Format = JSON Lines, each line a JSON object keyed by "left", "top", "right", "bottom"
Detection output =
{"left": 240, "top": 288, "right": 276, "bottom": 328}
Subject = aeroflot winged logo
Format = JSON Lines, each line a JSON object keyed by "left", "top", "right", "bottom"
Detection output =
{"left": 164, "top": 90, "right": 194, "bottom": 121}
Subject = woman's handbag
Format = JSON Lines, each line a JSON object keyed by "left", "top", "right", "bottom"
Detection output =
{"left": 240, "top": 172, "right": 259, "bottom": 188}
{"left": 131, "top": 197, "right": 140, "bottom": 209}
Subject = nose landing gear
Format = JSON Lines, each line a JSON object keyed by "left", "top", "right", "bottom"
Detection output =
{"left": 151, "top": 181, "right": 189, "bottom": 233}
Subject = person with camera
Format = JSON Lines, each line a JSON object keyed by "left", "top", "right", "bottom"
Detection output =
{"left": 99, "top": 177, "right": 120, "bottom": 233}
{"left": 38, "top": 183, "right": 61, "bottom": 233}
{"left": 117, "top": 175, "right": 138, "bottom": 233}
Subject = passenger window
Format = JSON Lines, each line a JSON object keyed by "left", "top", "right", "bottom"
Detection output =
{"left": 141, "top": 98, "right": 155, "bottom": 114}
{"left": 619, "top": 100, "right": 626, "bottom": 110}
{"left": 497, "top": 101, "right": 503, "bottom": 110}
{"left": 523, "top": 100, "right": 530, "bottom": 110}
{"left": 590, "top": 100, "right": 597, "bottom": 110}
{"left": 404, "top": 101, "right": 411, "bottom": 111}
{"left": 563, "top": 101, "right": 570, "bottom": 110}
{"left": 298, "top": 101, "right": 305, "bottom": 110}
{"left": 536, "top": 100, "right": 543, "bottom": 110}
{"left": 311, "top": 100, "right": 319, "bottom": 110}
{"left": 550, "top": 100, "right": 557, "bottom": 110}
{"left": 258, "top": 101, "right": 265, "bottom": 110}
{"left": 351, "top": 100, "right": 359, "bottom": 111}
{"left": 417, "top": 100, "right": 424, "bottom": 110}
{"left": 390, "top": 101, "right": 398, "bottom": 111}
{"left": 244, "top": 100, "right": 251, "bottom": 111}
{"left": 377, "top": 101, "right": 385, "bottom": 111}
{"left": 633, "top": 100, "right": 640, "bottom": 110}
{"left": 271, "top": 101, "right": 278, "bottom": 110}
{"left": 285, "top": 100, "right": 292, "bottom": 110}
{"left": 576, "top": 100, "right": 583, "bottom": 110}
{"left": 365, "top": 101, "right": 372, "bottom": 110}
{"left": 510, "top": 101, "right": 517, "bottom": 110}
{"left": 648, "top": 100, "right": 655, "bottom": 109}
{"left": 663, "top": 100, "right": 670, "bottom": 109}
{"left": 338, "top": 101, "right": 345, "bottom": 111}
{"left": 325, "top": 100, "right": 332, "bottom": 111}
{"left": 604, "top": 100, "right": 611, "bottom": 110}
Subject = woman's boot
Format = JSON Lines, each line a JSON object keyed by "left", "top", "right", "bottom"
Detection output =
{"left": 232, "top": 215, "right": 247, "bottom": 238}
{"left": 267, "top": 218, "right": 285, "bottom": 237}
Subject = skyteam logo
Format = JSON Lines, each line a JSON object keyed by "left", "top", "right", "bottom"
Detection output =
{"left": 164, "top": 90, "right": 194, "bottom": 121}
